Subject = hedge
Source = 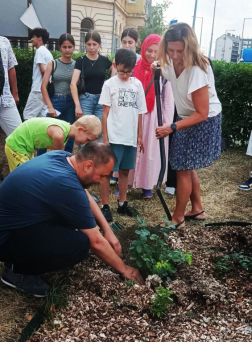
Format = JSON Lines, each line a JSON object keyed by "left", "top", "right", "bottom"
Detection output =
{"left": 13, "top": 48, "right": 252, "bottom": 146}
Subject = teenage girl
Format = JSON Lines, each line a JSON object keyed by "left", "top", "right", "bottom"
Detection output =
{"left": 40, "top": 33, "right": 76, "bottom": 153}
{"left": 70, "top": 31, "right": 113, "bottom": 122}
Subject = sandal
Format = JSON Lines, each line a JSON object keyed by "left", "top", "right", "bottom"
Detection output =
{"left": 184, "top": 211, "right": 205, "bottom": 221}
{"left": 159, "top": 220, "right": 185, "bottom": 229}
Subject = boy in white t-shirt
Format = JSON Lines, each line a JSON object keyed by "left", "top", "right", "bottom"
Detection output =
{"left": 99, "top": 49, "right": 147, "bottom": 222}
{"left": 23, "top": 28, "right": 53, "bottom": 120}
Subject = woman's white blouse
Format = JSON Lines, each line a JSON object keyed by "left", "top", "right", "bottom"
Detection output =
{"left": 161, "top": 60, "right": 222, "bottom": 118}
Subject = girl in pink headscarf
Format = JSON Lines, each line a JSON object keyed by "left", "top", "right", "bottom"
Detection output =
{"left": 130, "top": 34, "right": 174, "bottom": 198}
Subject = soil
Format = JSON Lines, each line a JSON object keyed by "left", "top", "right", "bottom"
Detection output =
{"left": 0, "top": 127, "right": 252, "bottom": 341}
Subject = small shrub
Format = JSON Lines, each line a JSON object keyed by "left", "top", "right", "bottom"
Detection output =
{"left": 150, "top": 286, "right": 173, "bottom": 317}
{"left": 129, "top": 218, "right": 192, "bottom": 280}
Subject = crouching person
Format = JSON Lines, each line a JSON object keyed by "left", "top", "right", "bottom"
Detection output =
{"left": 5, "top": 115, "right": 101, "bottom": 171}
{"left": 0, "top": 142, "right": 144, "bottom": 297}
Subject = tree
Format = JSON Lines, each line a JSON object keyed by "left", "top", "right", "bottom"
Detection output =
{"left": 138, "top": 0, "right": 171, "bottom": 44}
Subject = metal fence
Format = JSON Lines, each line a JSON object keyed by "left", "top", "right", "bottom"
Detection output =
{"left": 8, "top": 37, "right": 60, "bottom": 51}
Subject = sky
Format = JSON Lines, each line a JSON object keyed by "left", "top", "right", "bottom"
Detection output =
{"left": 152, "top": 0, "right": 252, "bottom": 57}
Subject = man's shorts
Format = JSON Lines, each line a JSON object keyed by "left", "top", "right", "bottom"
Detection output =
{"left": 23, "top": 91, "right": 48, "bottom": 120}
{"left": 5, "top": 144, "right": 33, "bottom": 172}
{"left": 110, "top": 143, "right": 137, "bottom": 172}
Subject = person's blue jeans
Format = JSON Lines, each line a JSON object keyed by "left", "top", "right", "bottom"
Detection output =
{"left": 37, "top": 94, "right": 76, "bottom": 156}
{"left": 79, "top": 92, "right": 103, "bottom": 122}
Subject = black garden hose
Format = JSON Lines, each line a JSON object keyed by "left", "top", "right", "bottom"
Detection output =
{"left": 154, "top": 68, "right": 172, "bottom": 221}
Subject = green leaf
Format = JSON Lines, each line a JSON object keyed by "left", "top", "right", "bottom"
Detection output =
{"left": 185, "top": 252, "right": 193, "bottom": 265}
{"left": 137, "top": 245, "right": 142, "bottom": 253}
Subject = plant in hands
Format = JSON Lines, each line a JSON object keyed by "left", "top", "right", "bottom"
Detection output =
{"left": 151, "top": 286, "right": 173, "bottom": 317}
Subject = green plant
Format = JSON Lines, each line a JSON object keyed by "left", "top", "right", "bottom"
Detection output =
{"left": 215, "top": 253, "right": 252, "bottom": 273}
{"left": 129, "top": 221, "right": 192, "bottom": 280}
{"left": 138, "top": 0, "right": 171, "bottom": 44}
{"left": 188, "top": 311, "right": 195, "bottom": 319}
{"left": 150, "top": 286, "right": 173, "bottom": 317}
{"left": 124, "top": 279, "right": 137, "bottom": 289}
{"left": 215, "top": 255, "right": 233, "bottom": 273}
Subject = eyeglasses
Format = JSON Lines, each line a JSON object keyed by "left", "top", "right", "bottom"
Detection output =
{"left": 117, "top": 69, "right": 134, "bottom": 75}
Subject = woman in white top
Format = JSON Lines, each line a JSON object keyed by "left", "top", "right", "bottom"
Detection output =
{"left": 154, "top": 23, "right": 222, "bottom": 227}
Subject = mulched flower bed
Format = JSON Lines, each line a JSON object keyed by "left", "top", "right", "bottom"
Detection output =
{"left": 33, "top": 224, "right": 252, "bottom": 342}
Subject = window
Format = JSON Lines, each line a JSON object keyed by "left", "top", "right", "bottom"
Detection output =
{"left": 80, "top": 18, "right": 94, "bottom": 52}
{"left": 128, "top": 0, "right": 137, "bottom": 3}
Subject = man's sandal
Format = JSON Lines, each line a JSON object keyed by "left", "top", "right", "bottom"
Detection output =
{"left": 184, "top": 211, "right": 205, "bottom": 221}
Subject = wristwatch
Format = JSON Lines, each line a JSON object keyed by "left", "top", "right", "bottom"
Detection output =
{"left": 171, "top": 123, "right": 177, "bottom": 132}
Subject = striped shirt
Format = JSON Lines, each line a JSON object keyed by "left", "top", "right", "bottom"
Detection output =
{"left": 53, "top": 59, "right": 75, "bottom": 95}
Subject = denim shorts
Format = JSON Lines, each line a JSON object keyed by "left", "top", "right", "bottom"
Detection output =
{"left": 110, "top": 143, "right": 137, "bottom": 172}
{"left": 79, "top": 92, "right": 103, "bottom": 122}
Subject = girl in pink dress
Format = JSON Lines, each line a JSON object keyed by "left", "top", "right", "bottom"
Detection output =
{"left": 130, "top": 34, "right": 174, "bottom": 198}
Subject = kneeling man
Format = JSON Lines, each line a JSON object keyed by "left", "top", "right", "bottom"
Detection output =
{"left": 0, "top": 142, "right": 143, "bottom": 297}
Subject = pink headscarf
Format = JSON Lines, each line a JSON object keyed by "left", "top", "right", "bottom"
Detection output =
{"left": 133, "top": 34, "right": 161, "bottom": 113}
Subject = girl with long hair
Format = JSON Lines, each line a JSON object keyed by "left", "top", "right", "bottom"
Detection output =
{"left": 153, "top": 23, "right": 222, "bottom": 227}
{"left": 70, "top": 31, "right": 112, "bottom": 122}
{"left": 130, "top": 34, "right": 174, "bottom": 198}
{"left": 41, "top": 33, "right": 76, "bottom": 153}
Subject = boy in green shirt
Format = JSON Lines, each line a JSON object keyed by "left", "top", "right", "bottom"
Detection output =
{"left": 5, "top": 115, "right": 101, "bottom": 171}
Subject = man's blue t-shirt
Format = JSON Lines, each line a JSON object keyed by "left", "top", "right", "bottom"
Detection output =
{"left": 0, "top": 151, "right": 96, "bottom": 245}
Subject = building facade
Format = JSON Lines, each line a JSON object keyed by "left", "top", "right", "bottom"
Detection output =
{"left": 214, "top": 33, "right": 240, "bottom": 63}
{"left": 71, "top": 0, "right": 150, "bottom": 54}
{"left": 0, "top": 0, "right": 149, "bottom": 54}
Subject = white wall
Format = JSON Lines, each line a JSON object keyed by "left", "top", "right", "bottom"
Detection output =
{"left": 214, "top": 35, "right": 233, "bottom": 62}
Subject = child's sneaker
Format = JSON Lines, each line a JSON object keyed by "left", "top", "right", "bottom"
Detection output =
{"left": 101, "top": 204, "right": 113, "bottom": 222}
{"left": 142, "top": 189, "right": 153, "bottom": 199}
{"left": 238, "top": 173, "right": 252, "bottom": 191}
{"left": 117, "top": 201, "right": 138, "bottom": 217}
{"left": 110, "top": 177, "right": 118, "bottom": 185}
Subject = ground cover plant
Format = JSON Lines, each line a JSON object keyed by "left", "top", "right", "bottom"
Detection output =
{"left": 0, "top": 129, "right": 252, "bottom": 341}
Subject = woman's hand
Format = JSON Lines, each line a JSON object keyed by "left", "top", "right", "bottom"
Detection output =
{"left": 75, "top": 105, "right": 83, "bottom": 119}
{"left": 156, "top": 124, "right": 173, "bottom": 139}
{"left": 150, "top": 61, "right": 160, "bottom": 74}
{"left": 48, "top": 107, "right": 57, "bottom": 117}
{"left": 137, "top": 136, "right": 144, "bottom": 153}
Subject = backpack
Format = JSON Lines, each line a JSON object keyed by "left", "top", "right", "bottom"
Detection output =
{"left": 0, "top": 50, "right": 5, "bottom": 96}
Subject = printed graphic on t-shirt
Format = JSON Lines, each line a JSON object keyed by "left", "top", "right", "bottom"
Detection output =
{"left": 118, "top": 89, "right": 138, "bottom": 108}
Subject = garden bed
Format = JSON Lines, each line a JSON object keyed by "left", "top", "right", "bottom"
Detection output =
{"left": 0, "top": 127, "right": 252, "bottom": 341}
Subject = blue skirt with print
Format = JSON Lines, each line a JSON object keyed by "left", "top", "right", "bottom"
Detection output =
{"left": 170, "top": 113, "right": 222, "bottom": 171}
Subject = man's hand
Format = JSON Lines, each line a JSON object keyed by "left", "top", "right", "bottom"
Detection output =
{"left": 156, "top": 124, "right": 172, "bottom": 139}
{"left": 137, "top": 136, "right": 144, "bottom": 153}
{"left": 75, "top": 105, "right": 83, "bottom": 118}
{"left": 121, "top": 266, "right": 145, "bottom": 285}
{"left": 104, "top": 230, "right": 122, "bottom": 256}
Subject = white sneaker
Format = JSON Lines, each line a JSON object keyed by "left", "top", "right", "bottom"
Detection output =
{"left": 165, "top": 187, "right": 176, "bottom": 195}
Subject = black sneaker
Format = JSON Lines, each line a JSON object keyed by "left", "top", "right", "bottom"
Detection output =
{"left": 238, "top": 175, "right": 252, "bottom": 191}
{"left": 101, "top": 204, "right": 113, "bottom": 222}
{"left": 117, "top": 201, "right": 138, "bottom": 217}
{"left": 1, "top": 267, "right": 50, "bottom": 298}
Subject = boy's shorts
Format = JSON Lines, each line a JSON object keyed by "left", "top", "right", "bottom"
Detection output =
{"left": 5, "top": 144, "right": 33, "bottom": 172}
{"left": 110, "top": 143, "right": 137, "bottom": 172}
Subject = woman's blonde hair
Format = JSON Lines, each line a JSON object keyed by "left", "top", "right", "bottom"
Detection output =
{"left": 158, "top": 22, "right": 209, "bottom": 73}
